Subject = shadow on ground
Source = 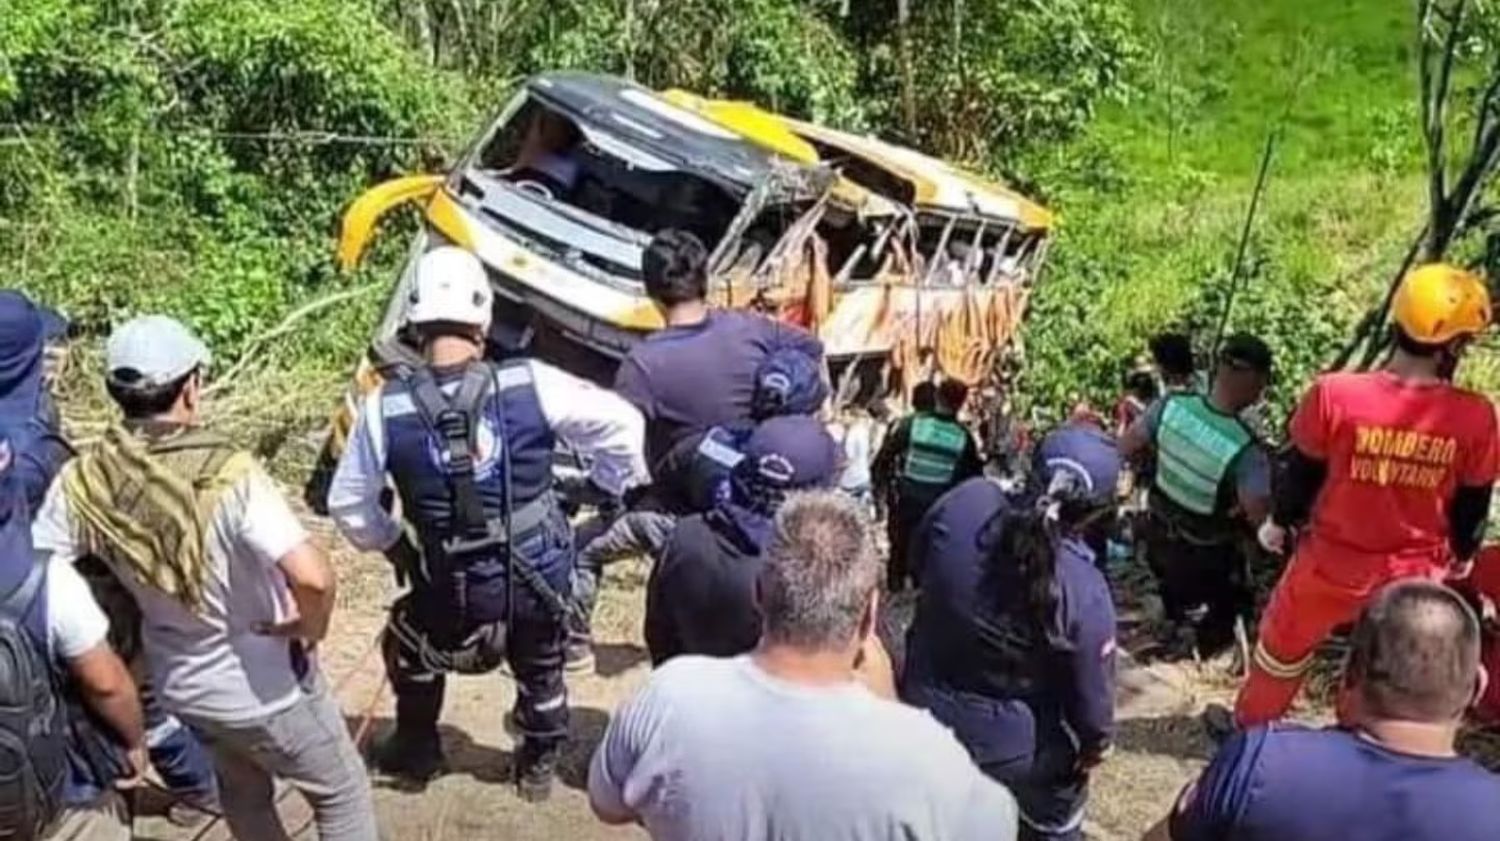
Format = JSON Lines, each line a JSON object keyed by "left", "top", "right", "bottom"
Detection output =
{"left": 593, "top": 641, "right": 649, "bottom": 678}
{"left": 1113, "top": 715, "right": 1216, "bottom": 763}
{"left": 352, "top": 706, "right": 613, "bottom": 793}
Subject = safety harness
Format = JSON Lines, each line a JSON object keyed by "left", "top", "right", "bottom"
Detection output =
{"left": 403, "top": 361, "right": 574, "bottom": 641}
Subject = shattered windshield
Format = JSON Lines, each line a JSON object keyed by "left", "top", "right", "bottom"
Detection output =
{"left": 461, "top": 95, "right": 746, "bottom": 281}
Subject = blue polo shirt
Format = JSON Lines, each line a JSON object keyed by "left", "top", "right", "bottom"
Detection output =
{"left": 1172, "top": 726, "right": 1500, "bottom": 841}
{"left": 614, "top": 310, "right": 822, "bottom": 473}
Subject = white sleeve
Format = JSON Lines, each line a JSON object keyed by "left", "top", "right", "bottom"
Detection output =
{"left": 957, "top": 775, "right": 1019, "bottom": 841}
{"left": 587, "top": 676, "right": 666, "bottom": 823}
{"left": 31, "top": 476, "right": 84, "bottom": 564}
{"left": 46, "top": 555, "right": 110, "bottom": 660}
{"left": 237, "top": 467, "right": 312, "bottom": 567}
{"left": 527, "top": 361, "right": 650, "bottom": 497}
{"left": 327, "top": 389, "right": 403, "bottom": 552}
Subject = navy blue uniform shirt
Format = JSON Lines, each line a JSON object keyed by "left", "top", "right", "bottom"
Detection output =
{"left": 614, "top": 310, "right": 822, "bottom": 474}
{"left": 644, "top": 513, "right": 763, "bottom": 665}
{"left": 1172, "top": 725, "right": 1500, "bottom": 841}
{"left": 902, "top": 478, "right": 1116, "bottom": 763}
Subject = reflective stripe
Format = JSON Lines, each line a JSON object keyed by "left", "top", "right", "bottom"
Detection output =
{"left": 145, "top": 716, "right": 186, "bottom": 748}
{"left": 1154, "top": 395, "right": 1251, "bottom": 516}
{"left": 1252, "top": 639, "right": 1315, "bottom": 680}
{"left": 1018, "top": 802, "right": 1086, "bottom": 836}
{"left": 532, "top": 693, "right": 567, "bottom": 712}
{"left": 696, "top": 434, "right": 746, "bottom": 470}
{"left": 903, "top": 415, "right": 967, "bottom": 484}
{"left": 1044, "top": 456, "right": 1096, "bottom": 495}
{"left": 381, "top": 364, "right": 535, "bottom": 418}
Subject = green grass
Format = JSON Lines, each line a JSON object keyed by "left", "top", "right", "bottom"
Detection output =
{"left": 1021, "top": 0, "right": 1432, "bottom": 422}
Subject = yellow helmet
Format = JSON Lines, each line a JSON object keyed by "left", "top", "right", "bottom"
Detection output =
{"left": 1392, "top": 263, "right": 1492, "bottom": 344}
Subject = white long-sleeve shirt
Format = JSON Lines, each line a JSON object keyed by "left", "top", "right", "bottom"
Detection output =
{"left": 327, "top": 359, "right": 649, "bottom": 552}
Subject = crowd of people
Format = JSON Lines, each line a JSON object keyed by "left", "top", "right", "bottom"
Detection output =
{"left": 3, "top": 236, "right": 1500, "bottom": 841}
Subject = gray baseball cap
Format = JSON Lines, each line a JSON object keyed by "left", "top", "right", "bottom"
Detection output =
{"left": 106, "top": 315, "right": 211, "bottom": 389}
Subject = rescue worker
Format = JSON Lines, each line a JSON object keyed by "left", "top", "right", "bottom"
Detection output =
{"left": 1459, "top": 545, "right": 1500, "bottom": 724}
{"left": 613, "top": 229, "right": 824, "bottom": 511}
{"left": 1026, "top": 412, "right": 1123, "bottom": 564}
{"left": 873, "top": 378, "right": 984, "bottom": 591}
{"left": 900, "top": 428, "right": 1119, "bottom": 841}
{"left": 1151, "top": 581, "right": 1500, "bottom": 841}
{"left": 327, "top": 247, "right": 649, "bottom": 800}
{"left": 644, "top": 415, "right": 840, "bottom": 664}
{"left": 1150, "top": 332, "right": 1200, "bottom": 395}
{"left": 0, "top": 290, "right": 71, "bottom": 509}
{"left": 1232, "top": 264, "right": 1499, "bottom": 728}
{"left": 567, "top": 343, "right": 829, "bottom": 668}
{"left": 1120, "top": 333, "right": 1273, "bottom": 660}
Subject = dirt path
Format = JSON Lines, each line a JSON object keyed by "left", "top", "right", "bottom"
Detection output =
{"left": 131, "top": 508, "right": 1223, "bottom": 841}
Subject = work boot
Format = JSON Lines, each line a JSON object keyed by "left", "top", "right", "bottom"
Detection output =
{"left": 516, "top": 742, "right": 559, "bottom": 803}
{"left": 369, "top": 726, "right": 447, "bottom": 784}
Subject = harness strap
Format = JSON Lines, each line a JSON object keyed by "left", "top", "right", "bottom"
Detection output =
{"left": 406, "top": 362, "right": 495, "bottom": 539}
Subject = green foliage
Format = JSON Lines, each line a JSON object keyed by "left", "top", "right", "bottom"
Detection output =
{"left": 3, "top": 0, "right": 1138, "bottom": 381}
{"left": 1015, "top": 0, "right": 1433, "bottom": 428}
{"left": 844, "top": 0, "right": 1140, "bottom": 163}
{"left": 1, "top": 0, "right": 471, "bottom": 366}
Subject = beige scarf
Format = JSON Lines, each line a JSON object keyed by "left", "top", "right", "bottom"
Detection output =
{"left": 61, "top": 423, "right": 254, "bottom": 611}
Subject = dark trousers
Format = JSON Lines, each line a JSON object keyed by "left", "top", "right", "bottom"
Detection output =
{"left": 382, "top": 584, "right": 569, "bottom": 751}
{"left": 887, "top": 485, "right": 942, "bottom": 591}
{"left": 1143, "top": 514, "right": 1250, "bottom": 658}
{"left": 907, "top": 681, "right": 1087, "bottom": 841}
{"left": 987, "top": 744, "right": 1088, "bottom": 841}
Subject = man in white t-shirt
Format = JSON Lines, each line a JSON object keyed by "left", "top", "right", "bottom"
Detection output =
{"left": 31, "top": 316, "right": 377, "bottom": 841}
{"left": 589, "top": 490, "right": 1018, "bottom": 841}
{"left": 2, "top": 430, "right": 145, "bottom": 841}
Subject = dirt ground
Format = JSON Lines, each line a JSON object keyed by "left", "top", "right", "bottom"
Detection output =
{"left": 122, "top": 503, "right": 1310, "bottom": 841}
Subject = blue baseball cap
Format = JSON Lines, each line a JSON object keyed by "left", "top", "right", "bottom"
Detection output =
{"left": 739, "top": 415, "right": 840, "bottom": 490}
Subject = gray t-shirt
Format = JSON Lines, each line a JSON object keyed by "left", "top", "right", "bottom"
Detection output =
{"left": 588, "top": 654, "right": 1018, "bottom": 841}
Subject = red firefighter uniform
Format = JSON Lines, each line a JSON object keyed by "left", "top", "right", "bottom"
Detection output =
{"left": 1459, "top": 546, "right": 1500, "bottom": 725}
{"left": 1234, "top": 371, "right": 1500, "bottom": 726}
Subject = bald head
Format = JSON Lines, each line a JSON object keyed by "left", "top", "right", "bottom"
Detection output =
{"left": 1347, "top": 581, "right": 1481, "bottom": 722}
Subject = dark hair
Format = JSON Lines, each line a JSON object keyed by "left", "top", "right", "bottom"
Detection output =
{"left": 1393, "top": 325, "right": 1444, "bottom": 358}
{"left": 1149, "top": 333, "right": 1196, "bottom": 379}
{"left": 911, "top": 381, "right": 938, "bottom": 413}
{"left": 990, "top": 509, "right": 1070, "bottom": 653}
{"left": 1346, "top": 581, "right": 1480, "bottom": 722}
{"left": 1218, "top": 332, "right": 1274, "bottom": 376}
{"left": 106, "top": 368, "right": 196, "bottom": 419}
{"left": 1124, "top": 369, "right": 1159, "bottom": 402}
{"left": 643, "top": 230, "right": 709, "bottom": 306}
{"left": 937, "top": 378, "right": 969, "bottom": 413}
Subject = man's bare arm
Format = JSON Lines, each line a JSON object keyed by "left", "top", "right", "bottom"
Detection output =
{"left": 67, "top": 642, "right": 146, "bottom": 783}
{"left": 263, "top": 540, "right": 337, "bottom": 643}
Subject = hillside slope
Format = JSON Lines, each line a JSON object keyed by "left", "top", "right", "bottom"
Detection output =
{"left": 1022, "top": 0, "right": 1427, "bottom": 419}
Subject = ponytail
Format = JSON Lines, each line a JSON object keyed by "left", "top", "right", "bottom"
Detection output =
{"left": 992, "top": 507, "right": 1072, "bottom": 652}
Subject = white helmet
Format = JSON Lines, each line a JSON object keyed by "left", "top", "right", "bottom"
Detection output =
{"left": 406, "top": 246, "right": 493, "bottom": 329}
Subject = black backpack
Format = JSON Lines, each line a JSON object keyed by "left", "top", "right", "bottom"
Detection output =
{"left": 0, "top": 561, "right": 70, "bottom": 841}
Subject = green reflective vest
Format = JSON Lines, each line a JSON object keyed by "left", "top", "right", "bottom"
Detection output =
{"left": 902, "top": 414, "right": 967, "bottom": 486}
{"left": 1152, "top": 395, "right": 1252, "bottom": 517}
